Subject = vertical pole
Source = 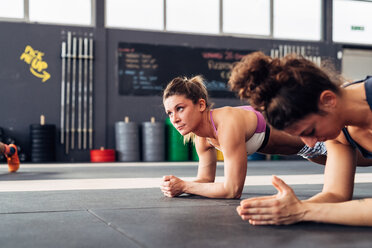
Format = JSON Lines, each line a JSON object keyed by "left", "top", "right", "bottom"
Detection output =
{"left": 65, "top": 32, "right": 72, "bottom": 154}
{"left": 71, "top": 37, "right": 77, "bottom": 150}
{"left": 78, "top": 38, "right": 83, "bottom": 149}
{"left": 88, "top": 37, "right": 94, "bottom": 149}
{"left": 60, "top": 41, "right": 66, "bottom": 144}
{"left": 83, "top": 38, "right": 89, "bottom": 150}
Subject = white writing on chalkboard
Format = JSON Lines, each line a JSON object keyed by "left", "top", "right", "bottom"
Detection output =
{"left": 118, "top": 42, "right": 254, "bottom": 97}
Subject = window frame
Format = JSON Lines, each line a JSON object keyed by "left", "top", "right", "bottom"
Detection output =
{"left": 0, "top": 0, "right": 95, "bottom": 26}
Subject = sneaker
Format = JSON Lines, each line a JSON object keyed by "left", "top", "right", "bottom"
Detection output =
{"left": 5, "top": 144, "right": 20, "bottom": 173}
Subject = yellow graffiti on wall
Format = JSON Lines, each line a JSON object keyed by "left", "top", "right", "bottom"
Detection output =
{"left": 20, "top": 45, "right": 51, "bottom": 82}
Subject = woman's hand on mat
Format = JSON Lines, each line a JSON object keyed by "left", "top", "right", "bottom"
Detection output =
{"left": 236, "top": 175, "right": 305, "bottom": 225}
{"left": 160, "top": 175, "right": 185, "bottom": 197}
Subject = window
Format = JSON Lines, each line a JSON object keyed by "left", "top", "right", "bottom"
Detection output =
{"left": 223, "top": 0, "right": 270, "bottom": 36}
{"left": 273, "top": 0, "right": 322, "bottom": 40}
{"left": 342, "top": 48, "right": 372, "bottom": 81}
{"left": 333, "top": 0, "right": 372, "bottom": 45}
{"left": 29, "top": 0, "right": 92, "bottom": 25}
{"left": 166, "top": 0, "right": 219, "bottom": 34}
{"left": 106, "top": 0, "right": 164, "bottom": 30}
{"left": 0, "top": 0, "right": 24, "bottom": 19}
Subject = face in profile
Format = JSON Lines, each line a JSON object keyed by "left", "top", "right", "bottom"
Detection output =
{"left": 163, "top": 95, "right": 204, "bottom": 136}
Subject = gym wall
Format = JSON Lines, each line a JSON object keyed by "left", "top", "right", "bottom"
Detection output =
{"left": 0, "top": 21, "right": 342, "bottom": 162}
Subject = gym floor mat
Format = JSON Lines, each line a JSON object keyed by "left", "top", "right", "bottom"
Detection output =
{"left": 0, "top": 161, "right": 371, "bottom": 248}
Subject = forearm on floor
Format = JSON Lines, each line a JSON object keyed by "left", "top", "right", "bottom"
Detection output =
{"left": 193, "top": 177, "right": 215, "bottom": 183}
{"left": 303, "top": 199, "right": 372, "bottom": 226}
{"left": 304, "top": 191, "right": 352, "bottom": 204}
{"left": 184, "top": 181, "right": 241, "bottom": 199}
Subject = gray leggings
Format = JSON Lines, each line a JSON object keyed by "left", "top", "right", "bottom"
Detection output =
{"left": 297, "top": 142, "right": 327, "bottom": 159}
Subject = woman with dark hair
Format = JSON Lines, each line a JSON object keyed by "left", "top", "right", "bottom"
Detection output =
{"left": 230, "top": 51, "right": 372, "bottom": 226}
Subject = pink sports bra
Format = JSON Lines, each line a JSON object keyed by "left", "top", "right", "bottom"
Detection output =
{"left": 209, "top": 106, "right": 268, "bottom": 155}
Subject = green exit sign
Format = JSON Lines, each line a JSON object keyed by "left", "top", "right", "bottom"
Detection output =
{"left": 351, "top": 25, "right": 365, "bottom": 31}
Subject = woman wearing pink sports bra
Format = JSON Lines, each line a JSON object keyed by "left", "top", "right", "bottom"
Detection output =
{"left": 161, "top": 75, "right": 329, "bottom": 199}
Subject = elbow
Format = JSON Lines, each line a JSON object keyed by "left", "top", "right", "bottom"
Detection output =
{"left": 224, "top": 185, "right": 243, "bottom": 199}
{"left": 334, "top": 191, "right": 353, "bottom": 202}
{"left": 325, "top": 191, "right": 353, "bottom": 203}
{"left": 232, "top": 192, "right": 242, "bottom": 199}
{"left": 195, "top": 176, "right": 215, "bottom": 183}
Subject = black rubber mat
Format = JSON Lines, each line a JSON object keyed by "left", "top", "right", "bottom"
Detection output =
{"left": 0, "top": 161, "right": 371, "bottom": 248}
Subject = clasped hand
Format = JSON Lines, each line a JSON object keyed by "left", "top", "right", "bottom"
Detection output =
{"left": 160, "top": 175, "right": 185, "bottom": 197}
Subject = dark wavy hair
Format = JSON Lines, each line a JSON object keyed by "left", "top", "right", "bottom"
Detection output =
{"left": 228, "top": 51, "right": 341, "bottom": 130}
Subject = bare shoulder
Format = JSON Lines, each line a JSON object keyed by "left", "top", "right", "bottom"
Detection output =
{"left": 339, "top": 126, "right": 372, "bottom": 152}
{"left": 328, "top": 131, "right": 354, "bottom": 148}
{"left": 213, "top": 106, "right": 256, "bottom": 120}
{"left": 212, "top": 106, "right": 257, "bottom": 137}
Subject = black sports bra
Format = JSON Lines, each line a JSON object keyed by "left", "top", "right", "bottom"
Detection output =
{"left": 342, "top": 76, "right": 372, "bottom": 158}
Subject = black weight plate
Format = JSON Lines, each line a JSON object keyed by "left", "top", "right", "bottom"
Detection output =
{"left": 30, "top": 137, "right": 55, "bottom": 142}
{"left": 31, "top": 152, "right": 55, "bottom": 157}
{"left": 31, "top": 158, "right": 54, "bottom": 163}
{"left": 31, "top": 149, "right": 55, "bottom": 155}
{"left": 31, "top": 139, "right": 55, "bottom": 145}
{"left": 30, "top": 124, "right": 56, "bottom": 130}
{"left": 31, "top": 154, "right": 55, "bottom": 161}
{"left": 30, "top": 131, "right": 55, "bottom": 137}
{"left": 30, "top": 149, "right": 54, "bottom": 153}
{"left": 31, "top": 155, "right": 55, "bottom": 161}
{"left": 31, "top": 143, "right": 55, "bottom": 149}
{"left": 30, "top": 134, "right": 55, "bottom": 140}
{"left": 30, "top": 145, "right": 55, "bottom": 150}
{"left": 30, "top": 139, "right": 55, "bottom": 144}
{"left": 31, "top": 143, "right": 55, "bottom": 148}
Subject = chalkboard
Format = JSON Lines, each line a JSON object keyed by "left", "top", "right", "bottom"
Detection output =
{"left": 118, "top": 42, "right": 255, "bottom": 97}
